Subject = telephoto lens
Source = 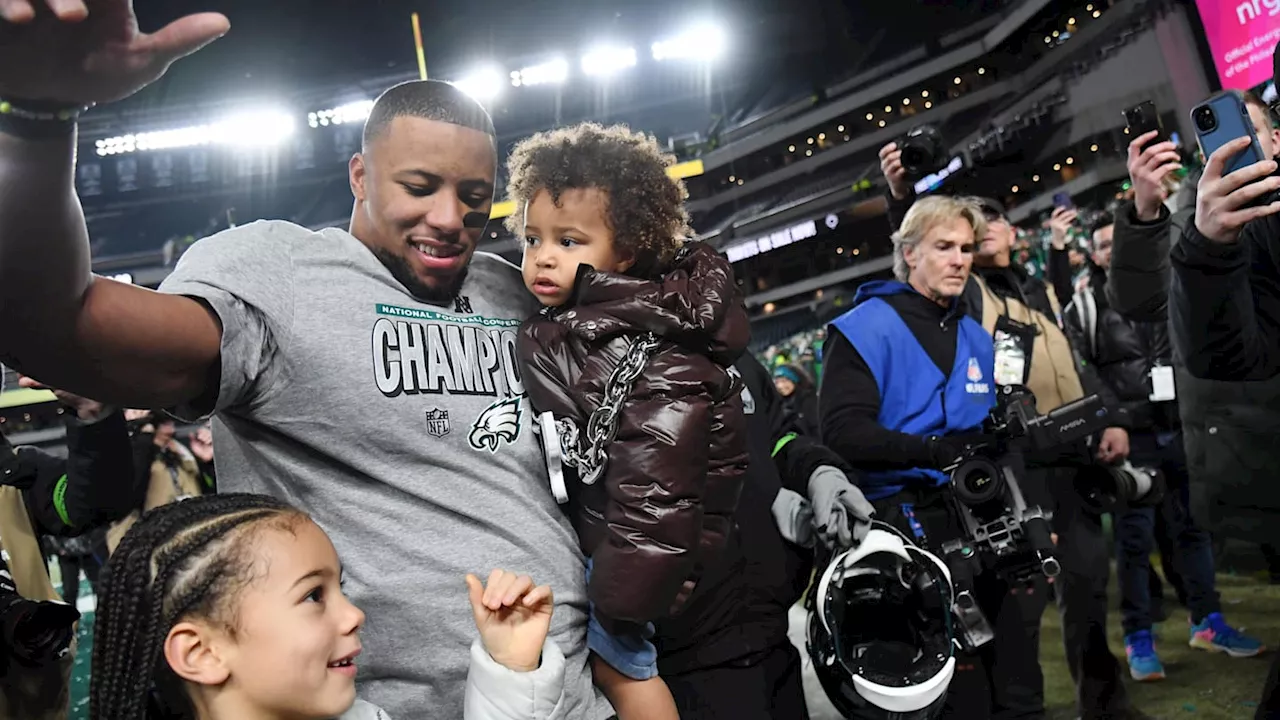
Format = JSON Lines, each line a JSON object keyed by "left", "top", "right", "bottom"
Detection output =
{"left": 1073, "top": 462, "right": 1165, "bottom": 514}
{"left": 0, "top": 554, "right": 79, "bottom": 669}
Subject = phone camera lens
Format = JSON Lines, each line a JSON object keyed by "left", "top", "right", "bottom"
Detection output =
{"left": 1194, "top": 106, "right": 1217, "bottom": 133}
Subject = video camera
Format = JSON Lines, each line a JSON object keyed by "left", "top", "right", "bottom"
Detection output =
{"left": 940, "top": 385, "right": 1110, "bottom": 649}
{"left": 0, "top": 553, "right": 79, "bottom": 676}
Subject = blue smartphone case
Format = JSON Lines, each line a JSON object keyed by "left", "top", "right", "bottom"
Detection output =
{"left": 1193, "top": 90, "right": 1267, "bottom": 176}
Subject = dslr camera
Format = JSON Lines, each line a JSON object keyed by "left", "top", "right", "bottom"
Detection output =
{"left": 899, "top": 124, "right": 945, "bottom": 179}
{"left": 0, "top": 553, "right": 79, "bottom": 675}
{"left": 940, "top": 385, "right": 1111, "bottom": 649}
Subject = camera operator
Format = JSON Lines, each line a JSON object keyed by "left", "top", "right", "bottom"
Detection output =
{"left": 104, "top": 410, "right": 209, "bottom": 554}
{"left": 0, "top": 380, "right": 140, "bottom": 719}
{"left": 820, "top": 195, "right": 1045, "bottom": 718}
{"left": 1066, "top": 215, "right": 1262, "bottom": 682}
{"left": 881, "top": 145, "right": 1146, "bottom": 720}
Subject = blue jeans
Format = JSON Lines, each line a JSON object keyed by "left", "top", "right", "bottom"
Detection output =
{"left": 1115, "top": 430, "right": 1220, "bottom": 635}
{"left": 585, "top": 558, "right": 659, "bottom": 680}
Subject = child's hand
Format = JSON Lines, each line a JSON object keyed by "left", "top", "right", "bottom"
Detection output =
{"left": 465, "top": 569, "right": 554, "bottom": 673}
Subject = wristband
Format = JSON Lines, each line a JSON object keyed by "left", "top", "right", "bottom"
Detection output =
{"left": 0, "top": 97, "right": 92, "bottom": 139}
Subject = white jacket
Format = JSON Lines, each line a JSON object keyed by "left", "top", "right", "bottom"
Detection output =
{"left": 338, "top": 639, "right": 567, "bottom": 720}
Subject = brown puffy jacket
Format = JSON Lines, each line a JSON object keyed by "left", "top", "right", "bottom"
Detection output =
{"left": 517, "top": 243, "right": 750, "bottom": 625}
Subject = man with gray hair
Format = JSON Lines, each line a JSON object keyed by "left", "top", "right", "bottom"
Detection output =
{"left": 821, "top": 194, "right": 989, "bottom": 507}
{"left": 819, "top": 195, "right": 1024, "bottom": 716}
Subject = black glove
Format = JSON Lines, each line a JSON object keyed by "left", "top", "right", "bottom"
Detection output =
{"left": 927, "top": 433, "right": 998, "bottom": 470}
{"left": 0, "top": 444, "right": 38, "bottom": 490}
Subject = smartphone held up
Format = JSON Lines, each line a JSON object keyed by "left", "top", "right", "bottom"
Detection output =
{"left": 1191, "top": 91, "right": 1268, "bottom": 178}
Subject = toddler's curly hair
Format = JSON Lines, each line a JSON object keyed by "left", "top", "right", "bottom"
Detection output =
{"left": 504, "top": 123, "right": 692, "bottom": 276}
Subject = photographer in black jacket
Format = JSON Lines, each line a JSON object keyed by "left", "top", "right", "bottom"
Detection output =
{"left": 1066, "top": 216, "right": 1262, "bottom": 684}
{"left": 1165, "top": 50, "right": 1280, "bottom": 718}
{"left": 654, "top": 354, "right": 872, "bottom": 719}
{"left": 0, "top": 379, "right": 141, "bottom": 720}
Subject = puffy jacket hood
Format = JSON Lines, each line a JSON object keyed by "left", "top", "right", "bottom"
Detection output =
{"left": 555, "top": 243, "right": 748, "bottom": 365}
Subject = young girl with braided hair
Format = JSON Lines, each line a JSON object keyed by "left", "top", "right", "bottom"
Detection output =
{"left": 90, "top": 493, "right": 568, "bottom": 719}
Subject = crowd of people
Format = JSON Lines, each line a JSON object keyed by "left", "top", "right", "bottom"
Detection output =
{"left": 2, "top": 3, "right": 1280, "bottom": 720}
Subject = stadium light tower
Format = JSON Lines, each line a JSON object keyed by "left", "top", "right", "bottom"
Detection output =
{"left": 652, "top": 23, "right": 727, "bottom": 62}
{"left": 511, "top": 58, "right": 570, "bottom": 87}
{"left": 581, "top": 45, "right": 637, "bottom": 77}
{"left": 453, "top": 67, "right": 505, "bottom": 103}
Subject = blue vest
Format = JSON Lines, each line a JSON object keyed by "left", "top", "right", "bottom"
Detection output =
{"left": 830, "top": 288, "right": 996, "bottom": 500}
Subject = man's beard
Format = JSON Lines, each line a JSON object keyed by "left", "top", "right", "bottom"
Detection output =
{"left": 372, "top": 247, "right": 469, "bottom": 305}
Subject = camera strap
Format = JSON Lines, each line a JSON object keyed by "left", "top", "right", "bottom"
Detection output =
{"left": 993, "top": 314, "right": 1036, "bottom": 387}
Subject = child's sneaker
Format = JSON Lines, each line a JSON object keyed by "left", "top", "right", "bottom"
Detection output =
{"left": 1189, "top": 612, "right": 1265, "bottom": 658}
{"left": 1124, "top": 630, "right": 1166, "bottom": 681}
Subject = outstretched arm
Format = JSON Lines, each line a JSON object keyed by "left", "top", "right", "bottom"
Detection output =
{"left": 0, "top": 3, "right": 229, "bottom": 407}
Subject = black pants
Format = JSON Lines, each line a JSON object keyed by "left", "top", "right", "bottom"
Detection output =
{"left": 1049, "top": 467, "right": 1131, "bottom": 719}
{"left": 665, "top": 641, "right": 808, "bottom": 719}
{"left": 1115, "top": 431, "right": 1220, "bottom": 635}
{"left": 874, "top": 486, "right": 1047, "bottom": 719}
{"left": 56, "top": 553, "right": 101, "bottom": 607}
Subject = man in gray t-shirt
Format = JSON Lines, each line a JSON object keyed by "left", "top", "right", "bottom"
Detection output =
{"left": 160, "top": 223, "right": 602, "bottom": 715}
{"left": 0, "top": 21, "right": 610, "bottom": 718}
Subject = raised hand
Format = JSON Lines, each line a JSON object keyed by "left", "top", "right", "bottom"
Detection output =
{"left": 1048, "top": 206, "right": 1079, "bottom": 250}
{"left": 465, "top": 569, "right": 553, "bottom": 673}
{"left": 1127, "top": 131, "right": 1181, "bottom": 222}
{"left": 1194, "top": 137, "right": 1280, "bottom": 244}
{"left": 0, "top": 0, "right": 229, "bottom": 106}
{"left": 189, "top": 425, "right": 213, "bottom": 463}
{"left": 879, "top": 142, "right": 912, "bottom": 200}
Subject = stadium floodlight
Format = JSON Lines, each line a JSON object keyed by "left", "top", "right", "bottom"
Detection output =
{"left": 581, "top": 45, "right": 637, "bottom": 77}
{"left": 216, "top": 110, "right": 296, "bottom": 147}
{"left": 93, "top": 108, "right": 296, "bottom": 157}
{"left": 651, "top": 23, "right": 727, "bottom": 62}
{"left": 308, "top": 100, "right": 375, "bottom": 129}
{"left": 453, "top": 67, "right": 505, "bottom": 103}
{"left": 511, "top": 58, "right": 569, "bottom": 87}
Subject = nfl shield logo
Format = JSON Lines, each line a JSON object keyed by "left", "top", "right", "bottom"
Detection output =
{"left": 967, "top": 358, "right": 983, "bottom": 382}
{"left": 425, "top": 408, "right": 451, "bottom": 438}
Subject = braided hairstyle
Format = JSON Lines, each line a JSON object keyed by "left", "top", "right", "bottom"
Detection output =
{"left": 90, "top": 494, "right": 308, "bottom": 720}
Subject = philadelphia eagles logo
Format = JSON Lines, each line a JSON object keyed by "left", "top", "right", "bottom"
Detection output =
{"left": 468, "top": 396, "right": 524, "bottom": 452}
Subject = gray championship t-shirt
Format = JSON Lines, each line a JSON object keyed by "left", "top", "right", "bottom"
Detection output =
{"left": 160, "top": 221, "right": 610, "bottom": 718}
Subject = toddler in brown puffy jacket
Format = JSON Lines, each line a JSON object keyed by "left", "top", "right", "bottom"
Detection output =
{"left": 506, "top": 123, "right": 751, "bottom": 720}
